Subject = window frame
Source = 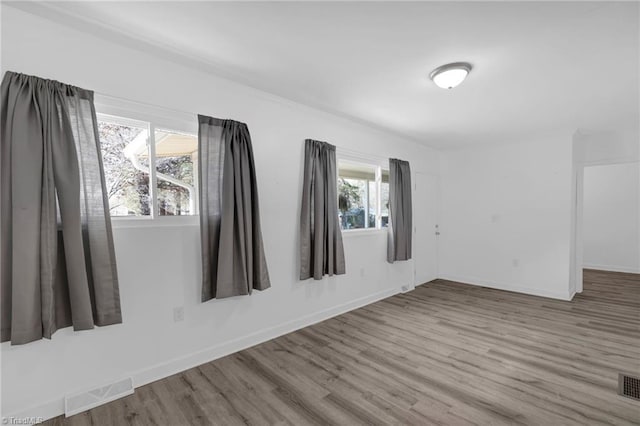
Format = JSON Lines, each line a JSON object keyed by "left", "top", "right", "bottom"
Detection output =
{"left": 336, "top": 152, "right": 389, "bottom": 235}
{"left": 95, "top": 95, "right": 199, "bottom": 227}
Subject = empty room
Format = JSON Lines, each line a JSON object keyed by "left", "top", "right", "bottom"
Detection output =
{"left": 1, "top": 1, "right": 639, "bottom": 425}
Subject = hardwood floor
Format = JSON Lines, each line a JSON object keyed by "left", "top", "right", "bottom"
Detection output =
{"left": 45, "top": 270, "right": 640, "bottom": 425}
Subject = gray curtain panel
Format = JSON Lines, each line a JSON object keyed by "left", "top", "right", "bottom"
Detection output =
{"left": 387, "top": 158, "right": 412, "bottom": 263}
{"left": 1, "top": 71, "right": 121, "bottom": 345}
{"left": 198, "top": 115, "right": 270, "bottom": 300}
{"left": 300, "top": 139, "right": 346, "bottom": 280}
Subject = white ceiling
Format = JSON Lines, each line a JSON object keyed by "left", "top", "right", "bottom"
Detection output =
{"left": 11, "top": 1, "right": 639, "bottom": 149}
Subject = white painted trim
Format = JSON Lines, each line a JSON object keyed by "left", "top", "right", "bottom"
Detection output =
{"left": 110, "top": 216, "right": 199, "bottom": 229}
{"left": 7, "top": 287, "right": 400, "bottom": 422}
{"left": 95, "top": 95, "right": 198, "bottom": 136}
{"left": 400, "top": 283, "right": 415, "bottom": 293}
{"left": 437, "top": 274, "right": 574, "bottom": 301}
{"left": 583, "top": 264, "right": 640, "bottom": 274}
{"left": 341, "top": 228, "right": 387, "bottom": 238}
{"left": 64, "top": 377, "right": 134, "bottom": 417}
{"left": 337, "top": 148, "right": 388, "bottom": 168}
{"left": 133, "top": 286, "right": 398, "bottom": 387}
{"left": 570, "top": 166, "right": 584, "bottom": 294}
{"left": 2, "top": 398, "right": 62, "bottom": 425}
{"left": 415, "top": 276, "right": 438, "bottom": 286}
{"left": 413, "top": 171, "right": 440, "bottom": 287}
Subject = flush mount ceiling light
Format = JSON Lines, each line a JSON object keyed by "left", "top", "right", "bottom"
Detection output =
{"left": 429, "top": 62, "right": 472, "bottom": 89}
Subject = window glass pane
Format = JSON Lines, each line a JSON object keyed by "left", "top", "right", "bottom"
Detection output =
{"left": 381, "top": 169, "right": 390, "bottom": 227}
{"left": 98, "top": 120, "right": 151, "bottom": 216}
{"left": 155, "top": 129, "right": 197, "bottom": 216}
{"left": 338, "top": 161, "right": 376, "bottom": 230}
{"left": 368, "top": 180, "right": 377, "bottom": 228}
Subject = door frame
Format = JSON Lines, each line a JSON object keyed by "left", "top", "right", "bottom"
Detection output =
{"left": 571, "top": 129, "right": 640, "bottom": 296}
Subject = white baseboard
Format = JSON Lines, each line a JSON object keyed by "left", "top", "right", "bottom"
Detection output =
{"left": 583, "top": 264, "right": 640, "bottom": 274}
{"left": 3, "top": 397, "right": 63, "bottom": 425}
{"left": 437, "top": 274, "right": 574, "bottom": 301}
{"left": 9, "top": 286, "right": 400, "bottom": 423}
{"left": 415, "top": 275, "right": 437, "bottom": 287}
{"left": 400, "top": 283, "right": 415, "bottom": 293}
{"left": 133, "top": 286, "right": 400, "bottom": 388}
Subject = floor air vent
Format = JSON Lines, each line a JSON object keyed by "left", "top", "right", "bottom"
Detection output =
{"left": 65, "top": 377, "right": 134, "bottom": 417}
{"left": 618, "top": 373, "right": 640, "bottom": 401}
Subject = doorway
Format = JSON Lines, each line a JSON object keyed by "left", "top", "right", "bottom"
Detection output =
{"left": 413, "top": 172, "right": 439, "bottom": 286}
{"left": 582, "top": 162, "right": 640, "bottom": 274}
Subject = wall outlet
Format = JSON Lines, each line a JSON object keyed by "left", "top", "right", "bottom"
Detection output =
{"left": 512, "top": 259, "right": 519, "bottom": 267}
{"left": 173, "top": 306, "right": 184, "bottom": 322}
{"left": 360, "top": 267, "right": 365, "bottom": 277}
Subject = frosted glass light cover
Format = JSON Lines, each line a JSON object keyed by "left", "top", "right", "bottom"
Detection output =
{"left": 432, "top": 68, "right": 469, "bottom": 89}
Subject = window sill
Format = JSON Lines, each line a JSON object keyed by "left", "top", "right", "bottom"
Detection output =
{"left": 110, "top": 216, "right": 199, "bottom": 229}
{"left": 341, "top": 228, "right": 388, "bottom": 238}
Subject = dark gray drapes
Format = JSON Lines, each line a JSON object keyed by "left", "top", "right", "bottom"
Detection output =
{"left": 387, "top": 158, "right": 412, "bottom": 263}
{"left": 198, "top": 115, "right": 270, "bottom": 300}
{"left": 300, "top": 139, "right": 346, "bottom": 280}
{"left": 1, "top": 71, "right": 121, "bottom": 345}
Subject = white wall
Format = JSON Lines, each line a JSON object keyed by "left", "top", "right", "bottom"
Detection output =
{"left": 573, "top": 129, "right": 640, "bottom": 166}
{"left": 438, "top": 135, "right": 575, "bottom": 300}
{"left": 0, "top": 6, "right": 439, "bottom": 420}
{"left": 583, "top": 163, "right": 640, "bottom": 273}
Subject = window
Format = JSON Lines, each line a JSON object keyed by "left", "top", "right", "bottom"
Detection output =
{"left": 154, "top": 129, "right": 197, "bottom": 216}
{"left": 98, "top": 118, "right": 151, "bottom": 216}
{"left": 338, "top": 159, "right": 389, "bottom": 231}
{"left": 97, "top": 114, "right": 198, "bottom": 218}
{"left": 380, "top": 169, "right": 390, "bottom": 228}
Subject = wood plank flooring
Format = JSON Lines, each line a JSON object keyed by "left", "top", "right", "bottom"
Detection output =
{"left": 45, "top": 270, "right": 640, "bottom": 425}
